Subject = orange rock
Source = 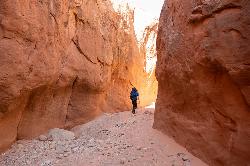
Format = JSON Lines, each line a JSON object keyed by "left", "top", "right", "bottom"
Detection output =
{"left": 154, "top": 0, "right": 250, "bottom": 166}
{"left": 0, "top": 0, "right": 157, "bottom": 152}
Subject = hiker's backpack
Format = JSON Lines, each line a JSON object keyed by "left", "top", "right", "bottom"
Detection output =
{"left": 130, "top": 88, "right": 139, "bottom": 101}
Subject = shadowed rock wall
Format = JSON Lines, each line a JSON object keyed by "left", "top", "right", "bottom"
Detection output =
{"left": 154, "top": 0, "right": 250, "bottom": 166}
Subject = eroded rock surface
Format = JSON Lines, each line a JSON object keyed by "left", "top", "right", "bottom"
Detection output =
{"left": 0, "top": 0, "right": 157, "bottom": 152}
{"left": 154, "top": 0, "right": 250, "bottom": 166}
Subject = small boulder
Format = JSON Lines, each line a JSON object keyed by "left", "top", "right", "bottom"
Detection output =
{"left": 64, "top": 153, "right": 69, "bottom": 157}
{"left": 48, "top": 128, "right": 75, "bottom": 141}
{"left": 120, "top": 158, "right": 126, "bottom": 165}
{"left": 41, "top": 160, "right": 51, "bottom": 165}
{"left": 39, "top": 135, "right": 48, "bottom": 141}
{"left": 17, "top": 143, "right": 24, "bottom": 149}
{"left": 182, "top": 155, "right": 190, "bottom": 162}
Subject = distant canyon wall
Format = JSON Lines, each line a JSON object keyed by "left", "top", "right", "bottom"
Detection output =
{"left": 154, "top": 0, "right": 250, "bottom": 166}
{"left": 0, "top": 0, "right": 157, "bottom": 152}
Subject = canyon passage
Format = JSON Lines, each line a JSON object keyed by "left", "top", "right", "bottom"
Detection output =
{"left": 0, "top": 0, "right": 250, "bottom": 166}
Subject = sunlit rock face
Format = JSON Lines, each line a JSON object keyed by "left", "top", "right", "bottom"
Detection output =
{"left": 0, "top": 0, "right": 160, "bottom": 152}
{"left": 138, "top": 21, "right": 159, "bottom": 107}
{"left": 154, "top": 0, "right": 250, "bottom": 166}
{"left": 110, "top": 0, "right": 164, "bottom": 107}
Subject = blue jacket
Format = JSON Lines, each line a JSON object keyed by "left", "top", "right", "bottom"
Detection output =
{"left": 130, "top": 88, "right": 139, "bottom": 101}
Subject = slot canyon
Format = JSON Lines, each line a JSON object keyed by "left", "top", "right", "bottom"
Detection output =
{"left": 0, "top": 0, "right": 249, "bottom": 166}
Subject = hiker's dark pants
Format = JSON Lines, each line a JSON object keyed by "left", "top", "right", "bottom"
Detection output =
{"left": 132, "top": 100, "right": 137, "bottom": 114}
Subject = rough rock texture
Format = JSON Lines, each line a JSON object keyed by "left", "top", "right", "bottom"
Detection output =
{"left": 138, "top": 22, "right": 158, "bottom": 107}
{"left": 0, "top": 0, "right": 157, "bottom": 152}
{"left": 154, "top": 0, "right": 250, "bottom": 166}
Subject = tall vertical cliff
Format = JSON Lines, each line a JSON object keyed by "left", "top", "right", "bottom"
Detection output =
{"left": 0, "top": 0, "right": 157, "bottom": 152}
{"left": 154, "top": 0, "right": 250, "bottom": 166}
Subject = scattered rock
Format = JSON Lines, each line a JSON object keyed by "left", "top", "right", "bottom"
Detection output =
{"left": 17, "top": 144, "right": 24, "bottom": 149}
{"left": 49, "top": 142, "right": 56, "bottom": 149}
{"left": 56, "top": 154, "right": 63, "bottom": 159}
{"left": 115, "top": 122, "right": 127, "bottom": 128}
{"left": 64, "top": 153, "right": 69, "bottom": 157}
{"left": 177, "top": 153, "right": 185, "bottom": 157}
{"left": 41, "top": 160, "right": 51, "bottom": 166}
{"left": 144, "top": 110, "right": 153, "bottom": 115}
{"left": 39, "top": 135, "right": 48, "bottom": 141}
{"left": 120, "top": 160, "right": 125, "bottom": 164}
{"left": 182, "top": 155, "right": 190, "bottom": 162}
{"left": 26, "top": 160, "right": 32, "bottom": 165}
{"left": 118, "top": 133, "right": 125, "bottom": 137}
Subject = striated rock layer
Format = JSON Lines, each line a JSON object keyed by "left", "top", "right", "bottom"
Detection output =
{"left": 0, "top": 0, "right": 157, "bottom": 152}
{"left": 154, "top": 0, "right": 250, "bottom": 166}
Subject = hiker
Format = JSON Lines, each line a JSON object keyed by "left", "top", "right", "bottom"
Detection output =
{"left": 130, "top": 87, "right": 139, "bottom": 114}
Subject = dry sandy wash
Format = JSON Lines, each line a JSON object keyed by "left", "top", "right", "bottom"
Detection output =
{"left": 0, "top": 106, "right": 206, "bottom": 166}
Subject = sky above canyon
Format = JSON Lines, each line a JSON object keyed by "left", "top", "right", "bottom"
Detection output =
{"left": 111, "top": 0, "right": 165, "bottom": 40}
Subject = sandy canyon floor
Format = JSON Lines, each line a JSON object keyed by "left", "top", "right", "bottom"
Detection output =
{"left": 0, "top": 106, "right": 207, "bottom": 166}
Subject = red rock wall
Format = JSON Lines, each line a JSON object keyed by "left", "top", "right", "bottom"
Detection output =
{"left": 0, "top": 0, "right": 157, "bottom": 152}
{"left": 154, "top": 0, "right": 250, "bottom": 166}
{"left": 138, "top": 22, "right": 158, "bottom": 107}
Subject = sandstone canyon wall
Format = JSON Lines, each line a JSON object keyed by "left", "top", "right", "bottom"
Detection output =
{"left": 137, "top": 22, "right": 158, "bottom": 107}
{"left": 154, "top": 0, "right": 250, "bottom": 166}
{"left": 0, "top": 0, "right": 157, "bottom": 152}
